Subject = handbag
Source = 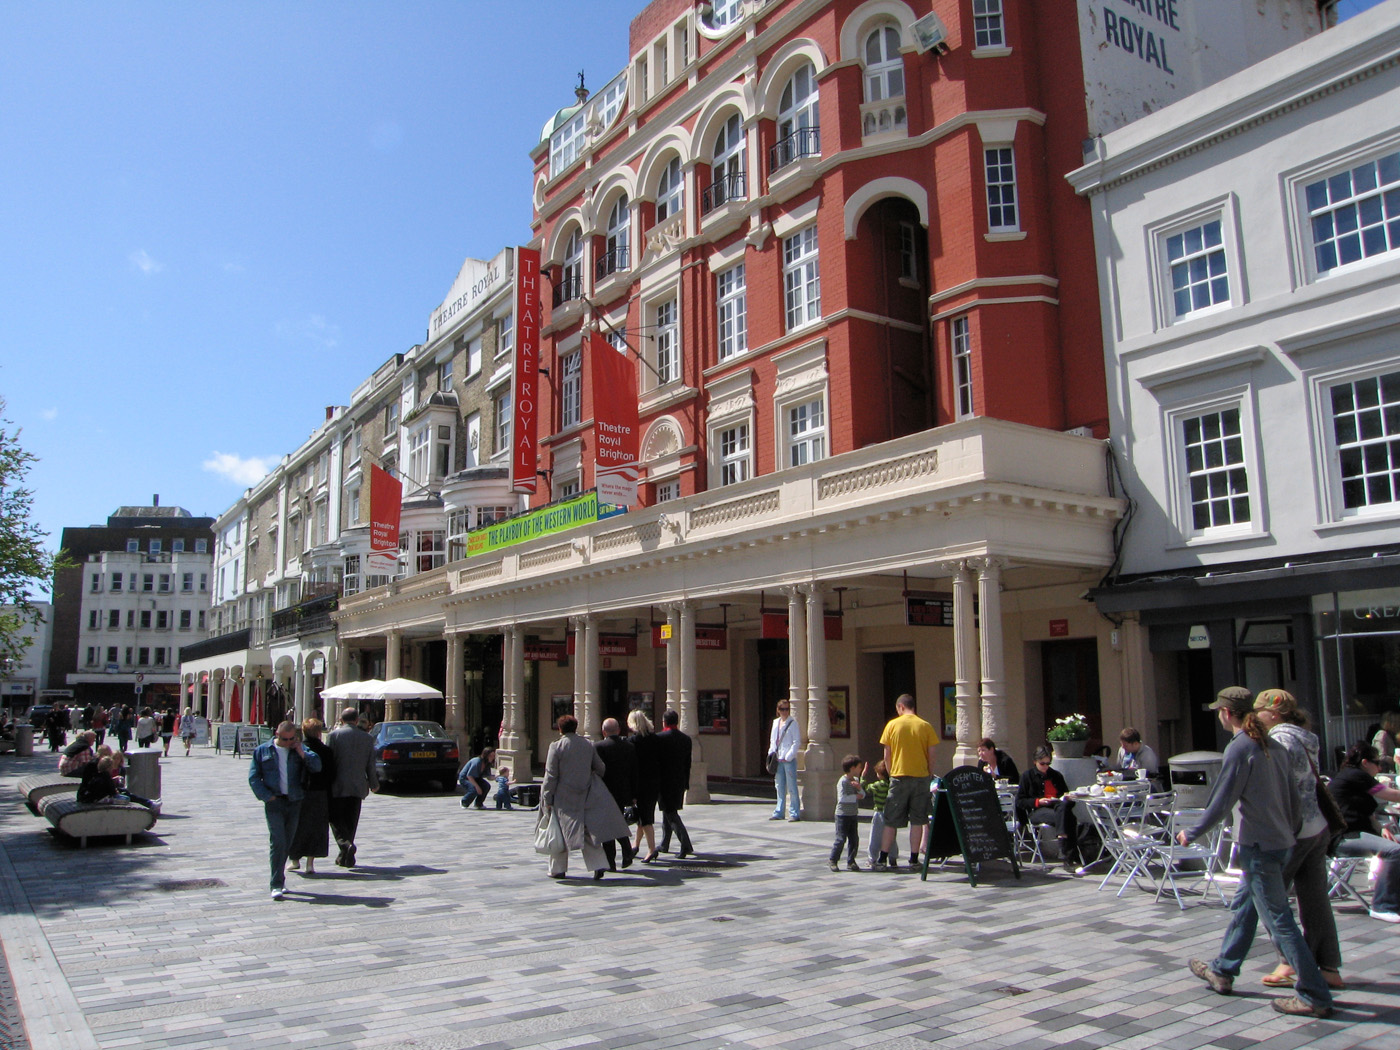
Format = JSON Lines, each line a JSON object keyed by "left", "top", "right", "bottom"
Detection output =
{"left": 1311, "top": 757, "right": 1347, "bottom": 838}
{"left": 622, "top": 803, "right": 638, "bottom": 825}
{"left": 533, "top": 806, "right": 564, "bottom": 855}
{"left": 766, "top": 752, "right": 779, "bottom": 775}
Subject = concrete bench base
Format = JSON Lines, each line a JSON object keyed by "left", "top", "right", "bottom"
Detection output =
{"left": 17, "top": 773, "right": 80, "bottom": 808}
{"left": 37, "top": 796, "right": 157, "bottom": 847}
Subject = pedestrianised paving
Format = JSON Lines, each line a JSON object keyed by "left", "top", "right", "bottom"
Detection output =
{"left": 0, "top": 749, "right": 1396, "bottom": 1050}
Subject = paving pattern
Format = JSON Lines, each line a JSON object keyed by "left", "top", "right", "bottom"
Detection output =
{"left": 0, "top": 748, "right": 1397, "bottom": 1050}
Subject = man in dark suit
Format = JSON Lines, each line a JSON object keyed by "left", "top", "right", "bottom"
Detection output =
{"left": 656, "top": 708, "right": 694, "bottom": 857}
{"left": 327, "top": 707, "right": 378, "bottom": 868}
{"left": 594, "top": 717, "right": 637, "bottom": 871}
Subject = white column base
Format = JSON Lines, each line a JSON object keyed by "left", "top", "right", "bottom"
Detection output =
{"left": 797, "top": 743, "right": 837, "bottom": 820}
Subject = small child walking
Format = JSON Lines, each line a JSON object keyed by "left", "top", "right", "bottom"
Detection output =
{"left": 493, "top": 767, "right": 513, "bottom": 810}
{"left": 828, "top": 754, "right": 866, "bottom": 871}
{"left": 863, "top": 760, "right": 891, "bottom": 866}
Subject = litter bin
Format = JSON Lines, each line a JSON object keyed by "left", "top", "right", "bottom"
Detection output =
{"left": 14, "top": 724, "right": 34, "bottom": 757}
{"left": 126, "top": 748, "right": 162, "bottom": 802}
{"left": 1167, "top": 750, "right": 1224, "bottom": 809}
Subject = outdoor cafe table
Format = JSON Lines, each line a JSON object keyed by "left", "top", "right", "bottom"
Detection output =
{"left": 1065, "top": 779, "right": 1154, "bottom": 889}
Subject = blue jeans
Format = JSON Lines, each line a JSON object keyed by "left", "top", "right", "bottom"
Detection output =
{"left": 772, "top": 758, "right": 800, "bottom": 819}
{"left": 868, "top": 811, "right": 886, "bottom": 864}
{"left": 1333, "top": 830, "right": 1400, "bottom": 913}
{"left": 264, "top": 797, "right": 302, "bottom": 891}
{"left": 1213, "top": 843, "right": 1331, "bottom": 1010}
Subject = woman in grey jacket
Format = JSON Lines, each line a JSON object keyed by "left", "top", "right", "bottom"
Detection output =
{"left": 541, "top": 715, "right": 629, "bottom": 880}
{"left": 1252, "top": 689, "right": 1343, "bottom": 991}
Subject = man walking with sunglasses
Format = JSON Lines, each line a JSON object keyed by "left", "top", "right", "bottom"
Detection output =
{"left": 248, "top": 721, "right": 322, "bottom": 901}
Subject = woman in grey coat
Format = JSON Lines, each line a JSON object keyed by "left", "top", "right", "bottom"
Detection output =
{"left": 541, "top": 715, "right": 630, "bottom": 880}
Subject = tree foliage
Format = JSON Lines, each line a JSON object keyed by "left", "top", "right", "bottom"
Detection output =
{"left": 0, "top": 397, "right": 59, "bottom": 668}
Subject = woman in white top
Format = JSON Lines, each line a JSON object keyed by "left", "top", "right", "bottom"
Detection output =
{"left": 768, "top": 701, "right": 802, "bottom": 821}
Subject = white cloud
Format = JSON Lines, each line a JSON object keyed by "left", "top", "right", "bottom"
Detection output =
{"left": 129, "top": 248, "right": 164, "bottom": 275}
{"left": 202, "top": 452, "right": 274, "bottom": 487}
{"left": 222, "top": 260, "right": 245, "bottom": 274}
{"left": 275, "top": 313, "right": 340, "bottom": 350}
{"left": 39, "top": 407, "right": 58, "bottom": 421}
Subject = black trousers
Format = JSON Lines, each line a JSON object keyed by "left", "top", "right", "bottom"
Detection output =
{"left": 328, "top": 796, "right": 363, "bottom": 861}
{"left": 659, "top": 809, "right": 692, "bottom": 853}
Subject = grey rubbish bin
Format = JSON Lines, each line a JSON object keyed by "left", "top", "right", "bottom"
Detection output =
{"left": 1167, "top": 750, "right": 1224, "bottom": 809}
{"left": 126, "top": 748, "right": 162, "bottom": 802}
{"left": 14, "top": 724, "right": 34, "bottom": 757}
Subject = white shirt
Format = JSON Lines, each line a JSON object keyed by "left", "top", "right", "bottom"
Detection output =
{"left": 770, "top": 716, "right": 800, "bottom": 761}
{"left": 274, "top": 743, "right": 292, "bottom": 795}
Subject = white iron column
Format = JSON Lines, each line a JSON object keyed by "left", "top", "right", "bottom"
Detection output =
{"left": 571, "top": 617, "right": 586, "bottom": 725}
{"left": 582, "top": 614, "right": 601, "bottom": 740}
{"left": 385, "top": 629, "right": 403, "bottom": 720}
{"left": 336, "top": 643, "right": 351, "bottom": 685}
{"left": 678, "top": 600, "right": 708, "bottom": 802}
{"left": 445, "top": 633, "right": 465, "bottom": 752}
{"left": 665, "top": 605, "right": 680, "bottom": 711}
{"left": 799, "top": 582, "right": 836, "bottom": 820}
{"left": 975, "top": 557, "right": 1007, "bottom": 748}
{"left": 499, "top": 625, "right": 532, "bottom": 782}
{"left": 301, "top": 656, "right": 315, "bottom": 723}
{"left": 952, "top": 561, "right": 980, "bottom": 766}
{"left": 785, "top": 586, "right": 810, "bottom": 750}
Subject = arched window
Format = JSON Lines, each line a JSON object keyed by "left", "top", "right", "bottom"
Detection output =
{"left": 863, "top": 26, "right": 903, "bottom": 102}
{"left": 656, "top": 157, "right": 684, "bottom": 221}
{"left": 773, "top": 63, "right": 819, "bottom": 171}
{"left": 599, "top": 195, "right": 630, "bottom": 278}
{"left": 707, "top": 113, "right": 746, "bottom": 211}
{"left": 556, "top": 227, "right": 583, "bottom": 306}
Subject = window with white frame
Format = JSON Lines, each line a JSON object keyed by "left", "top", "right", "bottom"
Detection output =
{"left": 863, "top": 25, "right": 903, "bottom": 102}
{"left": 179, "top": 609, "right": 191, "bottom": 630}
{"left": 557, "top": 476, "right": 581, "bottom": 500}
{"left": 199, "top": 573, "right": 207, "bottom": 591}
{"left": 90, "top": 573, "right": 101, "bottom": 592}
{"left": 343, "top": 554, "right": 360, "bottom": 596}
{"left": 111, "top": 572, "right": 123, "bottom": 592}
{"left": 710, "top": 0, "right": 742, "bottom": 26}
{"left": 560, "top": 349, "right": 582, "bottom": 428}
{"left": 86, "top": 647, "right": 96, "bottom": 666}
{"left": 88, "top": 609, "right": 98, "bottom": 629}
{"left": 952, "top": 316, "right": 974, "bottom": 419}
{"left": 973, "top": 0, "right": 1005, "bottom": 48}
{"left": 787, "top": 398, "right": 826, "bottom": 466}
{"left": 655, "top": 479, "right": 681, "bottom": 503}
{"left": 182, "top": 572, "right": 193, "bottom": 591}
{"left": 559, "top": 227, "right": 584, "bottom": 302}
{"left": 655, "top": 298, "right": 681, "bottom": 383}
{"left": 783, "top": 226, "right": 821, "bottom": 330}
{"left": 985, "top": 147, "right": 1018, "bottom": 231}
{"left": 142, "top": 573, "right": 153, "bottom": 592}
{"left": 497, "top": 312, "right": 513, "bottom": 356}
{"left": 602, "top": 195, "right": 630, "bottom": 276}
{"left": 197, "top": 610, "right": 205, "bottom": 629}
{"left": 435, "top": 424, "right": 452, "bottom": 478}
{"left": 656, "top": 157, "right": 683, "bottom": 221}
{"left": 415, "top": 530, "right": 446, "bottom": 574}
{"left": 1330, "top": 369, "right": 1400, "bottom": 511}
{"left": 463, "top": 412, "right": 481, "bottom": 469}
{"left": 439, "top": 358, "right": 453, "bottom": 391}
{"left": 1166, "top": 218, "right": 1230, "bottom": 318}
{"left": 125, "top": 539, "right": 138, "bottom": 553}
{"left": 195, "top": 539, "right": 207, "bottom": 553}
{"left": 709, "top": 114, "right": 746, "bottom": 209}
{"left": 159, "top": 573, "right": 170, "bottom": 593}
{"left": 465, "top": 335, "right": 482, "bottom": 376}
{"left": 139, "top": 610, "right": 151, "bottom": 630}
{"left": 775, "top": 63, "right": 820, "bottom": 169}
{"left": 719, "top": 423, "right": 752, "bottom": 486}
{"left": 606, "top": 327, "right": 628, "bottom": 353}
{"left": 108, "top": 609, "right": 119, "bottom": 629}
{"left": 156, "top": 610, "right": 169, "bottom": 630}
{"left": 550, "top": 111, "right": 585, "bottom": 179}
{"left": 899, "top": 222, "right": 918, "bottom": 282}
{"left": 408, "top": 423, "right": 431, "bottom": 487}
{"left": 494, "top": 389, "right": 512, "bottom": 455}
{"left": 716, "top": 264, "right": 747, "bottom": 360}
{"left": 172, "top": 538, "right": 185, "bottom": 552}
{"left": 106, "top": 645, "right": 117, "bottom": 665}
{"left": 1304, "top": 148, "right": 1400, "bottom": 276}
{"left": 477, "top": 505, "right": 514, "bottom": 527}
{"left": 1181, "top": 407, "right": 1251, "bottom": 532}
{"left": 349, "top": 485, "right": 361, "bottom": 524}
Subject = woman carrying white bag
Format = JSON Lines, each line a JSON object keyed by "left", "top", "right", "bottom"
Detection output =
{"left": 538, "top": 714, "right": 631, "bottom": 880}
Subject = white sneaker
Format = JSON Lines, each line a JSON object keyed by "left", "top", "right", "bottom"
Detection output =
{"left": 1368, "top": 908, "right": 1400, "bottom": 923}
{"left": 270, "top": 888, "right": 285, "bottom": 901}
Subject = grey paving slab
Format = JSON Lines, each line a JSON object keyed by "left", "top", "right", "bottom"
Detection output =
{"left": 0, "top": 749, "right": 1397, "bottom": 1050}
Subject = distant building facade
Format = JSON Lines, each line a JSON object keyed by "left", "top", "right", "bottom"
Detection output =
{"left": 1, "top": 601, "right": 51, "bottom": 714}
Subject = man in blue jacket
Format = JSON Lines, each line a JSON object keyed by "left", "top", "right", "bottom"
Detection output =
{"left": 249, "top": 721, "right": 322, "bottom": 900}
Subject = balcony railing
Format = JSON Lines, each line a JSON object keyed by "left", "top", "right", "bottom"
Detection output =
{"left": 270, "top": 591, "right": 340, "bottom": 640}
{"left": 861, "top": 99, "right": 907, "bottom": 137}
{"left": 551, "top": 272, "right": 585, "bottom": 308}
{"left": 768, "top": 128, "right": 820, "bottom": 175}
{"left": 701, "top": 171, "right": 747, "bottom": 214}
{"left": 594, "top": 246, "right": 630, "bottom": 281}
{"left": 179, "top": 628, "right": 252, "bottom": 663}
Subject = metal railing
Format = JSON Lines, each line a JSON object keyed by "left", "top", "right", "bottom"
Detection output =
{"left": 768, "top": 128, "right": 821, "bottom": 175}
{"left": 594, "top": 246, "right": 630, "bottom": 280}
{"left": 551, "top": 272, "right": 585, "bottom": 308}
{"left": 701, "top": 171, "right": 747, "bottom": 214}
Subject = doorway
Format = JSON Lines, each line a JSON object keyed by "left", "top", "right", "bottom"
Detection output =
{"left": 1041, "top": 639, "right": 1102, "bottom": 749}
{"left": 881, "top": 651, "right": 916, "bottom": 721}
{"left": 757, "top": 640, "right": 789, "bottom": 769}
{"left": 602, "top": 669, "right": 629, "bottom": 728}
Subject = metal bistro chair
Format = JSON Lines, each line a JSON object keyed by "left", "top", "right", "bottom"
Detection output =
{"left": 1326, "top": 853, "right": 1372, "bottom": 909}
{"left": 1079, "top": 794, "right": 1159, "bottom": 895}
{"left": 999, "top": 788, "right": 1045, "bottom": 870}
{"left": 1150, "top": 806, "right": 1229, "bottom": 910}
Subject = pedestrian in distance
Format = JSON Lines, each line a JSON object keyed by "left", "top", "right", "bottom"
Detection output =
{"left": 287, "top": 718, "right": 336, "bottom": 877}
{"left": 594, "top": 717, "right": 637, "bottom": 871}
{"left": 457, "top": 745, "right": 496, "bottom": 809}
{"left": 863, "top": 760, "right": 891, "bottom": 866}
{"left": 90, "top": 705, "right": 108, "bottom": 747}
{"left": 115, "top": 706, "right": 134, "bottom": 753}
{"left": 1182, "top": 686, "right": 1333, "bottom": 1019}
{"left": 768, "top": 699, "right": 802, "bottom": 821}
{"left": 326, "top": 707, "right": 378, "bottom": 868}
{"left": 160, "top": 708, "right": 177, "bottom": 756}
{"left": 627, "top": 710, "right": 663, "bottom": 863}
{"left": 828, "top": 754, "right": 866, "bottom": 871}
{"left": 248, "top": 721, "right": 322, "bottom": 901}
{"left": 874, "top": 694, "right": 937, "bottom": 871}
{"left": 656, "top": 709, "right": 694, "bottom": 859}
{"left": 178, "top": 707, "right": 198, "bottom": 755}
{"left": 493, "top": 767, "right": 514, "bottom": 810}
{"left": 135, "top": 708, "right": 157, "bottom": 749}
{"left": 540, "top": 715, "right": 629, "bottom": 880}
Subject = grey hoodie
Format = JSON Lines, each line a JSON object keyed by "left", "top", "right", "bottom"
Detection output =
{"left": 1269, "top": 721, "right": 1326, "bottom": 840}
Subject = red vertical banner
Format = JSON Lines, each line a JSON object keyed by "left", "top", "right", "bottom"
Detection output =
{"left": 367, "top": 463, "right": 402, "bottom": 574}
{"left": 589, "top": 331, "right": 639, "bottom": 507}
{"left": 511, "top": 246, "right": 541, "bottom": 494}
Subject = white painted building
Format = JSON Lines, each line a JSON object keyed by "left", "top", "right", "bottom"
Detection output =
{"left": 1, "top": 601, "right": 51, "bottom": 714}
{"left": 1068, "top": 0, "right": 1400, "bottom": 761}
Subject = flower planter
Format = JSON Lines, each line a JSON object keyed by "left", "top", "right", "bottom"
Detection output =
{"left": 1050, "top": 739, "right": 1086, "bottom": 761}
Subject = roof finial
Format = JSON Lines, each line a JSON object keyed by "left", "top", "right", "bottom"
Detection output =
{"left": 575, "top": 70, "right": 589, "bottom": 105}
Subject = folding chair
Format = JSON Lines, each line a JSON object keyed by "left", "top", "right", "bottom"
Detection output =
{"left": 1151, "top": 811, "right": 1228, "bottom": 910}
{"left": 1000, "top": 789, "right": 1045, "bottom": 870}
{"left": 1326, "top": 854, "right": 1372, "bottom": 909}
{"left": 1078, "top": 796, "right": 1157, "bottom": 894}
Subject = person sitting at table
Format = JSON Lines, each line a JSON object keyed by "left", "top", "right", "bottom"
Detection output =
{"left": 1016, "top": 746, "right": 1081, "bottom": 872}
{"left": 1329, "top": 741, "right": 1400, "bottom": 924}
{"left": 976, "top": 738, "right": 1019, "bottom": 784}
{"left": 1115, "top": 728, "right": 1159, "bottom": 778}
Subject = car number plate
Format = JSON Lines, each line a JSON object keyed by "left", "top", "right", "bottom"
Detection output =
{"left": 410, "top": 750, "right": 435, "bottom": 758}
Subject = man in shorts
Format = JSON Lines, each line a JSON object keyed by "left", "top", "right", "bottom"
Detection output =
{"left": 874, "top": 694, "right": 938, "bottom": 871}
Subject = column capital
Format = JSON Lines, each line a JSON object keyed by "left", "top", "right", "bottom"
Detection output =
{"left": 799, "top": 580, "right": 825, "bottom": 598}
{"left": 969, "top": 555, "right": 1008, "bottom": 575}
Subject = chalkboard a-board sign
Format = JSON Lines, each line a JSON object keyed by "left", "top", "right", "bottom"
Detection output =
{"left": 921, "top": 765, "right": 1020, "bottom": 886}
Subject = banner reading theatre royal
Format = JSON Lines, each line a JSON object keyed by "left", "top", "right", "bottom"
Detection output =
{"left": 589, "top": 331, "right": 639, "bottom": 508}
{"left": 367, "top": 463, "right": 402, "bottom": 575}
{"left": 511, "top": 246, "right": 540, "bottom": 494}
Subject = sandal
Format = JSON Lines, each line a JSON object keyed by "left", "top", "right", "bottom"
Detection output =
{"left": 1322, "top": 969, "right": 1346, "bottom": 991}
{"left": 1261, "top": 969, "right": 1295, "bottom": 988}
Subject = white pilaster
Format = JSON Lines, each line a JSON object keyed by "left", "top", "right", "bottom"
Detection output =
{"left": 499, "top": 624, "right": 533, "bottom": 782}
{"left": 385, "top": 629, "right": 403, "bottom": 720}
{"left": 678, "top": 600, "right": 708, "bottom": 802}
{"left": 799, "top": 582, "right": 836, "bottom": 820}
{"left": 785, "top": 586, "right": 809, "bottom": 749}
{"left": 952, "top": 560, "right": 980, "bottom": 766}
{"left": 582, "top": 614, "right": 601, "bottom": 740}
{"left": 975, "top": 556, "right": 1007, "bottom": 749}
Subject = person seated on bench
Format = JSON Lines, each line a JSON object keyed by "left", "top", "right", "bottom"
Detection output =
{"left": 59, "top": 732, "right": 98, "bottom": 777}
{"left": 77, "top": 756, "right": 158, "bottom": 810}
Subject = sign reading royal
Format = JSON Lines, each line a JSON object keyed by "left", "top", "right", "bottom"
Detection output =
{"left": 589, "top": 332, "right": 639, "bottom": 507}
{"left": 464, "top": 490, "right": 624, "bottom": 558}
{"left": 428, "top": 247, "right": 512, "bottom": 339}
{"left": 511, "top": 247, "right": 541, "bottom": 494}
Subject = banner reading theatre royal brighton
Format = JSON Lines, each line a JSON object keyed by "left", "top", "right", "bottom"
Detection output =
{"left": 367, "top": 463, "right": 402, "bottom": 574}
{"left": 589, "top": 331, "right": 639, "bottom": 507}
{"left": 511, "top": 246, "right": 541, "bottom": 494}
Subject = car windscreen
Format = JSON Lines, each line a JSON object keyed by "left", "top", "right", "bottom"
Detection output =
{"left": 383, "top": 722, "right": 450, "bottom": 741}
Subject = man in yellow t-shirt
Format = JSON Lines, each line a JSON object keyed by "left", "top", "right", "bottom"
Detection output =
{"left": 874, "top": 694, "right": 938, "bottom": 871}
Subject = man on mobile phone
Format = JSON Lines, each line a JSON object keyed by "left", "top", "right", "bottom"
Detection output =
{"left": 248, "top": 721, "right": 322, "bottom": 901}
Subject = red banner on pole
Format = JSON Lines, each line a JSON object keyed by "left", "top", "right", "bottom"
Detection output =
{"left": 367, "top": 464, "right": 402, "bottom": 575}
{"left": 511, "top": 247, "right": 541, "bottom": 494}
{"left": 589, "top": 331, "right": 639, "bottom": 507}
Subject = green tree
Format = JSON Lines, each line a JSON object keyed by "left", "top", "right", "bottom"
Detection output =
{"left": 0, "top": 397, "right": 59, "bottom": 668}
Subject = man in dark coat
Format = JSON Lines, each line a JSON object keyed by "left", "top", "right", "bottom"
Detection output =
{"left": 327, "top": 707, "right": 378, "bottom": 868}
{"left": 656, "top": 708, "right": 694, "bottom": 857}
{"left": 594, "top": 717, "right": 637, "bottom": 871}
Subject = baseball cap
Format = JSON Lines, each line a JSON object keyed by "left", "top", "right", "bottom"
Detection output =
{"left": 1253, "top": 688, "right": 1299, "bottom": 717}
{"left": 1208, "top": 686, "right": 1254, "bottom": 716}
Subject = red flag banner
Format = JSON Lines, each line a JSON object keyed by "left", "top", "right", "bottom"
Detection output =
{"left": 589, "top": 331, "right": 639, "bottom": 507}
{"left": 367, "top": 464, "right": 402, "bottom": 575}
{"left": 511, "top": 247, "right": 541, "bottom": 494}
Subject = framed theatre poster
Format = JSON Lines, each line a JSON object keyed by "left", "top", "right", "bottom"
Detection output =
{"left": 828, "top": 686, "right": 850, "bottom": 739}
{"left": 551, "top": 693, "right": 575, "bottom": 725}
{"left": 697, "top": 689, "right": 730, "bottom": 733}
{"left": 940, "top": 682, "right": 957, "bottom": 740}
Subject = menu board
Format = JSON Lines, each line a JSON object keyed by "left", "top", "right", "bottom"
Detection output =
{"left": 921, "top": 765, "right": 1019, "bottom": 886}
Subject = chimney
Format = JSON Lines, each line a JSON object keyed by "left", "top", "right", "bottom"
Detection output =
{"left": 153, "top": 494, "right": 160, "bottom": 507}
{"left": 326, "top": 406, "right": 335, "bottom": 421}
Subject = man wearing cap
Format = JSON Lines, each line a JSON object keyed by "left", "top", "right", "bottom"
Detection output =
{"left": 1180, "top": 686, "right": 1333, "bottom": 1019}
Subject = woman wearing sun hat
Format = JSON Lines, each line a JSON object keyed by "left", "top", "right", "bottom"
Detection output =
{"left": 1251, "top": 688, "right": 1344, "bottom": 991}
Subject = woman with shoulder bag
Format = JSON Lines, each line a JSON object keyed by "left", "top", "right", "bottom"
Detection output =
{"left": 768, "top": 700, "right": 801, "bottom": 821}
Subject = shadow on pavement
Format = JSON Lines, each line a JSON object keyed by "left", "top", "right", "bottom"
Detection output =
{"left": 281, "top": 890, "right": 395, "bottom": 908}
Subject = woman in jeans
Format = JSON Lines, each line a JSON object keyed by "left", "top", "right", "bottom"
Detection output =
{"left": 768, "top": 700, "right": 801, "bottom": 821}
{"left": 1251, "top": 690, "right": 1343, "bottom": 990}
{"left": 1329, "top": 741, "right": 1400, "bottom": 924}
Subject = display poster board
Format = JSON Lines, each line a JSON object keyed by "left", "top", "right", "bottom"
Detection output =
{"left": 551, "top": 693, "right": 575, "bottom": 726}
{"left": 940, "top": 682, "right": 957, "bottom": 740}
{"left": 228, "top": 724, "right": 271, "bottom": 756}
{"left": 192, "top": 716, "right": 210, "bottom": 746}
{"left": 697, "top": 689, "right": 729, "bottom": 734}
{"left": 921, "top": 766, "right": 1019, "bottom": 887}
{"left": 627, "top": 691, "right": 654, "bottom": 714}
{"left": 828, "top": 686, "right": 849, "bottom": 739}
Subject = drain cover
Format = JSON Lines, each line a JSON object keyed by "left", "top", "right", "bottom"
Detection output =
{"left": 156, "top": 878, "right": 226, "bottom": 892}
{"left": 710, "top": 915, "right": 735, "bottom": 922}
{"left": 995, "top": 986, "right": 1030, "bottom": 996}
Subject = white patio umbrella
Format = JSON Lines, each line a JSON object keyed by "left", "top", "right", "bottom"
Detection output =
{"left": 320, "top": 679, "right": 386, "bottom": 701}
{"left": 371, "top": 677, "right": 444, "bottom": 700}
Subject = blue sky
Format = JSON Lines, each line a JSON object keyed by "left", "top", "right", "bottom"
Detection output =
{"left": 0, "top": 0, "right": 1391, "bottom": 585}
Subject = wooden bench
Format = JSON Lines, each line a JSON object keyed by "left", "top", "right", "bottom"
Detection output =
{"left": 37, "top": 795, "right": 157, "bottom": 847}
{"left": 17, "top": 773, "right": 80, "bottom": 809}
